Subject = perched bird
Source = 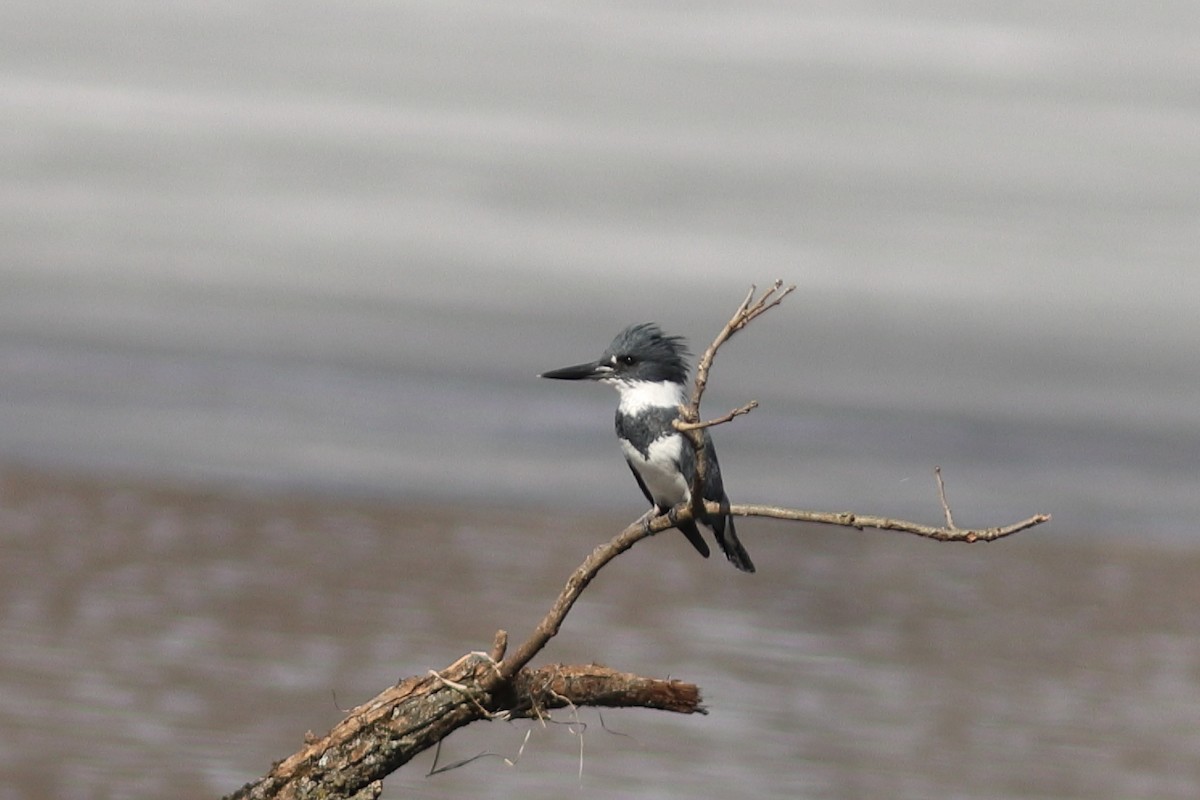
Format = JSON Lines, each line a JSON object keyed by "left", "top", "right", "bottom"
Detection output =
{"left": 540, "top": 323, "right": 755, "bottom": 573}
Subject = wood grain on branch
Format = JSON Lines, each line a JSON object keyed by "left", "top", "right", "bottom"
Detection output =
{"left": 505, "top": 664, "right": 705, "bottom": 717}
{"left": 224, "top": 655, "right": 702, "bottom": 800}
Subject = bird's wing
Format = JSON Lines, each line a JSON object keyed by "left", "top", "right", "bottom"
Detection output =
{"left": 680, "top": 432, "right": 755, "bottom": 572}
{"left": 678, "top": 431, "right": 728, "bottom": 508}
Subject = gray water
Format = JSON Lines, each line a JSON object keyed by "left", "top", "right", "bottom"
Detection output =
{"left": 4, "top": 472, "right": 1200, "bottom": 799}
{"left": 2, "top": 2, "right": 1199, "bottom": 797}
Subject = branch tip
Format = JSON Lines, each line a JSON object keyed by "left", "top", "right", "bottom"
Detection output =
{"left": 933, "top": 466, "right": 956, "bottom": 529}
{"left": 491, "top": 630, "right": 508, "bottom": 662}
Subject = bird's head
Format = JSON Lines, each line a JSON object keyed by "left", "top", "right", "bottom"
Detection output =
{"left": 540, "top": 323, "right": 691, "bottom": 387}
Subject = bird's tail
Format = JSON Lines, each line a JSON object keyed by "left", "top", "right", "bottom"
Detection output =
{"left": 677, "top": 520, "right": 711, "bottom": 559}
{"left": 712, "top": 512, "right": 755, "bottom": 573}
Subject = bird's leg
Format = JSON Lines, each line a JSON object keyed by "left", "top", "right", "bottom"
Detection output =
{"left": 634, "top": 507, "right": 657, "bottom": 534}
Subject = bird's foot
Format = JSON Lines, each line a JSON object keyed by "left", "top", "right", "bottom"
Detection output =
{"left": 635, "top": 508, "right": 658, "bottom": 534}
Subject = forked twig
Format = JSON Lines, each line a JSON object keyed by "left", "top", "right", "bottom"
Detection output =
{"left": 677, "top": 280, "right": 795, "bottom": 514}
{"left": 683, "top": 279, "right": 795, "bottom": 423}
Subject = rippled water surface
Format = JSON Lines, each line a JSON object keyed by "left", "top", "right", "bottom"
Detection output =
{"left": 2, "top": 471, "right": 1198, "bottom": 799}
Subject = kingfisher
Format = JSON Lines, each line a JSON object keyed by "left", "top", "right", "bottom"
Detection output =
{"left": 540, "top": 323, "right": 755, "bottom": 573}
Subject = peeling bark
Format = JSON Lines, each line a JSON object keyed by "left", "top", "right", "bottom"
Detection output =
{"left": 224, "top": 656, "right": 703, "bottom": 800}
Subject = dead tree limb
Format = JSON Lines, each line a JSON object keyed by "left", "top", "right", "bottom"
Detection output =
{"left": 226, "top": 280, "right": 1050, "bottom": 799}
{"left": 225, "top": 653, "right": 704, "bottom": 800}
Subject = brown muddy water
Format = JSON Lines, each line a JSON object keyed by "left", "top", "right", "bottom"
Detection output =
{"left": 1, "top": 468, "right": 1198, "bottom": 799}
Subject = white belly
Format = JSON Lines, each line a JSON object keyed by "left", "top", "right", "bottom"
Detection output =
{"left": 620, "top": 434, "right": 690, "bottom": 507}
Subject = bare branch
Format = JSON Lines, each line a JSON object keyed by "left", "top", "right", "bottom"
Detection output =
{"left": 673, "top": 401, "right": 758, "bottom": 433}
{"left": 681, "top": 280, "right": 795, "bottom": 516}
{"left": 499, "top": 468, "right": 1049, "bottom": 695}
{"left": 228, "top": 483, "right": 1047, "bottom": 796}
{"left": 718, "top": 502, "right": 1051, "bottom": 543}
{"left": 497, "top": 512, "right": 677, "bottom": 680}
{"left": 683, "top": 279, "right": 795, "bottom": 423}
{"left": 934, "top": 466, "right": 956, "bottom": 529}
{"left": 505, "top": 664, "right": 705, "bottom": 718}
{"left": 225, "top": 657, "right": 702, "bottom": 800}
{"left": 490, "top": 629, "right": 508, "bottom": 662}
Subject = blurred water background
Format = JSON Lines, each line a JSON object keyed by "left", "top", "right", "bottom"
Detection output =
{"left": 2, "top": 2, "right": 1198, "bottom": 798}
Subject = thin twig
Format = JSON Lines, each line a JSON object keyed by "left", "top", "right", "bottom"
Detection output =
{"left": 718, "top": 503, "right": 1050, "bottom": 543}
{"left": 681, "top": 280, "right": 795, "bottom": 516}
{"left": 673, "top": 401, "right": 759, "bottom": 432}
{"left": 683, "top": 279, "right": 795, "bottom": 423}
{"left": 934, "top": 466, "right": 957, "bottom": 529}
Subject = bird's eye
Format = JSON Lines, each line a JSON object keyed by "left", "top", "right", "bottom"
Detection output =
{"left": 617, "top": 354, "right": 636, "bottom": 366}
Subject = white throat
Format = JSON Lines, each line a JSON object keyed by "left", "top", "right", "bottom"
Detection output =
{"left": 610, "top": 379, "right": 686, "bottom": 415}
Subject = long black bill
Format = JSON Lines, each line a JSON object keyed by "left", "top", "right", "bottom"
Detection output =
{"left": 539, "top": 360, "right": 610, "bottom": 381}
